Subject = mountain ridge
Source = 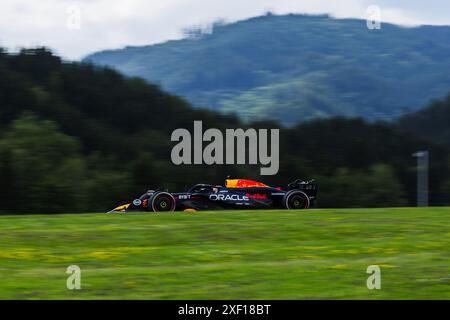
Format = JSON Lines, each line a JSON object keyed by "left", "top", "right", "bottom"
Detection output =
{"left": 85, "top": 14, "right": 450, "bottom": 125}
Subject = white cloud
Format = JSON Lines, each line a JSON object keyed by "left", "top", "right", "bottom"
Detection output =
{"left": 0, "top": 0, "right": 448, "bottom": 60}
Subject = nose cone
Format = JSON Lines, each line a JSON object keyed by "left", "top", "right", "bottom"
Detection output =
{"left": 107, "top": 203, "right": 130, "bottom": 213}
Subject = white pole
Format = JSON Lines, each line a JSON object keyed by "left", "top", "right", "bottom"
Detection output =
{"left": 412, "top": 151, "right": 429, "bottom": 207}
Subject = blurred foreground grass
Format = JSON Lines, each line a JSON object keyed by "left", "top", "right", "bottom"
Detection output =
{"left": 0, "top": 208, "right": 449, "bottom": 299}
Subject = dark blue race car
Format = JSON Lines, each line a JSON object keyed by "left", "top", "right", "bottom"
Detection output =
{"left": 109, "top": 178, "right": 318, "bottom": 213}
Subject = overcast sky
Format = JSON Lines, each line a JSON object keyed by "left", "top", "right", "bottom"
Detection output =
{"left": 1, "top": 0, "right": 449, "bottom": 60}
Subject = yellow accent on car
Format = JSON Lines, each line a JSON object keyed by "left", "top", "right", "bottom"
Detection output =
{"left": 225, "top": 179, "right": 239, "bottom": 188}
{"left": 112, "top": 204, "right": 130, "bottom": 212}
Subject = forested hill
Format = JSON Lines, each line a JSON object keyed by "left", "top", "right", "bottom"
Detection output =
{"left": 0, "top": 48, "right": 449, "bottom": 213}
{"left": 0, "top": 48, "right": 241, "bottom": 155}
{"left": 85, "top": 14, "right": 450, "bottom": 125}
{"left": 397, "top": 94, "right": 450, "bottom": 147}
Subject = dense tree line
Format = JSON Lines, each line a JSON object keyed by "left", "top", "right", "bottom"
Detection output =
{"left": 0, "top": 48, "right": 449, "bottom": 213}
{"left": 397, "top": 94, "right": 450, "bottom": 147}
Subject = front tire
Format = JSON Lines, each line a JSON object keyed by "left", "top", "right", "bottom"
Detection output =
{"left": 283, "top": 190, "right": 310, "bottom": 209}
{"left": 149, "top": 192, "right": 176, "bottom": 212}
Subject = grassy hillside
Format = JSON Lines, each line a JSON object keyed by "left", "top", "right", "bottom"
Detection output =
{"left": 85, "top": 14, "right": 450, "bottom": 125}
{"left": 1, "top": 208, "right": 449, "bottom": 299}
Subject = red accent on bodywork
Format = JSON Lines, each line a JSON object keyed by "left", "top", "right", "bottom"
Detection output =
{"left": 245, "top": 193, "right": 267, "bottom": 200}
{"left": 235, "top": 179, "right": 269, "bottom": 188}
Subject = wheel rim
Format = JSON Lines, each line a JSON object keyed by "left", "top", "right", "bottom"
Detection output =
{"left": 289, "top": 194, "right": 306, "bottom": 209}
{"left": 154, "top": 195, "right": 174, "bottom": 211}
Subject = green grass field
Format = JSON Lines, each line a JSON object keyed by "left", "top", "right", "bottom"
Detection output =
{"left": 0, "top": 208, "right": 449, "bottom": 299}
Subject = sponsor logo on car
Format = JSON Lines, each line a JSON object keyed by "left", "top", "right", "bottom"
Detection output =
{"left": 209, "top": 194, "right": 249, "bottom": 201}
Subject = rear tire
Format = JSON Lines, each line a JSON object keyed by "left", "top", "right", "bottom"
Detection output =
{"left": 283, "top": 190, "right": 310, "bottom": 209}
{"left": 149, "top": 192, "right": 176, "bottom": 212}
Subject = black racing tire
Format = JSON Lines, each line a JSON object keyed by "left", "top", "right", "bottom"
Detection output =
{"left": 149, "top": 192, "right": 176, "bottom": 212}
{"left": 283, "top": 190, "right": 310, "bottom": 209}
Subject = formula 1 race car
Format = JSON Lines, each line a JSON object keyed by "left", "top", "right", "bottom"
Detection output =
{"left": 109, "top": 178, "right": 318, "bottom": 213}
